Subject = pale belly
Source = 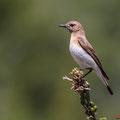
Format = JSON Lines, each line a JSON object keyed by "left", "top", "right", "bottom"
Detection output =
{"left": 69, "top": 44, "right": 97, "bottom": 69}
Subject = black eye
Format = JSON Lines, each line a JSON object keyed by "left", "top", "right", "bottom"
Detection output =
{"left": 70, "top": 24, "right": 75, "bottom": 27}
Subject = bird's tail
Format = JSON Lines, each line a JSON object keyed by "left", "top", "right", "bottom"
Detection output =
{"left": 95, "top": 69, "right": 113, "bottom": 95}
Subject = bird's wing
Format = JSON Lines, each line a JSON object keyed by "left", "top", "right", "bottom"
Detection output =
{"left": 78, "top": 38, "right": 109, "bottom": 80}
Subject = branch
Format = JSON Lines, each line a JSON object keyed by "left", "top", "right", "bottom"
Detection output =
{"left": 63, "top": 68, "right": 107, "bottom": 120}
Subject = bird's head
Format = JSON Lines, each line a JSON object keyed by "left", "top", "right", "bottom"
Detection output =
{"left": 59, "top": 21, "right": 83, "bottom": 33}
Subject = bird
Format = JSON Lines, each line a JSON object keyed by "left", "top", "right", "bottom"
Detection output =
{"left": 59, "top": 21, "right": 113, "bottom": 95}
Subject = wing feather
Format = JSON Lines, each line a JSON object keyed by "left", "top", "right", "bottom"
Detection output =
{"left": 78, "top": 38, "right": 109, "bottom": 80}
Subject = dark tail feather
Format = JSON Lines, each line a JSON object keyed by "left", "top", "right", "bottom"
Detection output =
{"left": 96, "top": 69, "right": 113, "bottom": 95}
{"left": 103, "top": 78, "right": 113, "bottom": 95}
{"left": 106, "top": 84, "right": 113, "bottom": 95}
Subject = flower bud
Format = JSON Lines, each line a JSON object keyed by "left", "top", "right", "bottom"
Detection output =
{"left": 90, "top": 107, "right": 95, "bottom": 112}
{"left": 90, "top": 102, "right": 94, "bottom": 107}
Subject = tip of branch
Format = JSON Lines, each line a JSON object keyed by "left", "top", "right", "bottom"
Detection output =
{"left": 63, "top": 67, "right": 104, "bottom": 120}
{"left": 99, "top": 117, "right": 107, "bottom": 120}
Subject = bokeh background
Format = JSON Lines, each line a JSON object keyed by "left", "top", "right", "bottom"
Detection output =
{"left": 0, "top": 0, "right": 120, "bottom": 120}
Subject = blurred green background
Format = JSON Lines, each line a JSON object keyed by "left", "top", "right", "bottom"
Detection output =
{"left": 0, "top": 0, "right": 120, "bottom": 120}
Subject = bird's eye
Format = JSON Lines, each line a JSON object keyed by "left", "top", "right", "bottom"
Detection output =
{"left": 70, "top": 24, "right": 75, "bottom": 27}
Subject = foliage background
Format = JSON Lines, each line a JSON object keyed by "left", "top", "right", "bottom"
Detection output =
{"left": 0, "top": 0, "right": 120, "bottom": 120}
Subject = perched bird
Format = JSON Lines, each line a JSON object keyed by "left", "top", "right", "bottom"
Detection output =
{"left": 59, "top": 21, "right": 113, "bottom": 95}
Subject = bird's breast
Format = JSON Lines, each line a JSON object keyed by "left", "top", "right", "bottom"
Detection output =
{"left": 69, "top": 38, "right": 97, "bottom": 69}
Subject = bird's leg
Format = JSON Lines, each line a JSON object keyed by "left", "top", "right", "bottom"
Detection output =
{"left": 79, "top": 68, "right": 92, "bottom": 71}
{"left": 80, "top": 68, "right": 93, "bottom": 78}
{"left": 79, "top": 68, "right": 88, "bottom": 71}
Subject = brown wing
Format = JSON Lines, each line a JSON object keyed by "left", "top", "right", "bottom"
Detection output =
{"left": 78, "top": 38, "right": 109, "bottom": 80}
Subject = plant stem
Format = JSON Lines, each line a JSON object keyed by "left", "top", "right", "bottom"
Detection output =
{"left": 63, "top": 68, "right": 107, "bottom": 120}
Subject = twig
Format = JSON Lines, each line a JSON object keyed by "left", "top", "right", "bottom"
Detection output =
{"left": 63, "top": 68, "right": 107, "bottom": 120}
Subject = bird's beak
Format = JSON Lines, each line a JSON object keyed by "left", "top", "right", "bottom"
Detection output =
{"left": 59, "top": 24, "right": 66, "bottom": 27}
